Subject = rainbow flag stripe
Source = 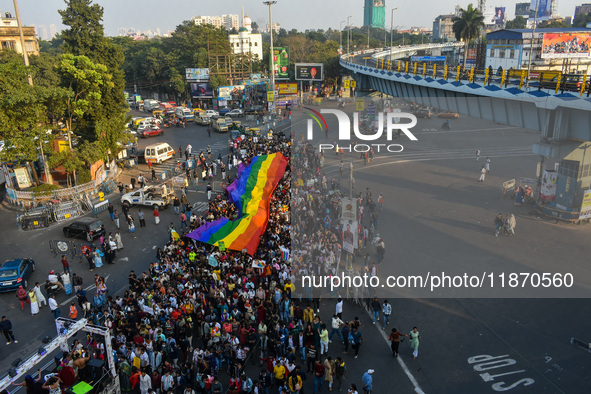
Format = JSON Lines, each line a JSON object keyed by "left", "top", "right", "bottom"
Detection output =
{"left": 187, "top": 153, "right": 288, "bottom": 255}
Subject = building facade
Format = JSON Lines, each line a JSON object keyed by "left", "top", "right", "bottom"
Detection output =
{"left": 0, "top": 12, "right": 39, "bottom": 55}
{"left": 192, "top": 14, "right": 239, "bottom": 30}
{"left": 574, "top": 3, "right": 591, "bottom": 19}
{"left": 485, "top": 28, "right": 591, "bottom": 72}
{"left": 228, "top": 27, "right": 263, "bottom": 60}
{"left": 432, "top": 14, "right": 455, "bottom": 42}
{"left": 363, "top": 0, "right": 386, "bottom": 29}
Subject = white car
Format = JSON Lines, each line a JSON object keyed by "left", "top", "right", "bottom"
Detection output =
{"left": 204, "top": 110, "right": 219, "bottom": 117}
{"left": 226, "top": 109, "right": 243, "bottom": 117}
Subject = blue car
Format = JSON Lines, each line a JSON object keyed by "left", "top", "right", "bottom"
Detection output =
{"left": 0, "top": 258, "right": 36, "bottom": 292}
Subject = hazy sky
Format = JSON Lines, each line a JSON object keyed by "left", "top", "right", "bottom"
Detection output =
{"left": 0, "top": 0, "right": 584, "bottom": 36}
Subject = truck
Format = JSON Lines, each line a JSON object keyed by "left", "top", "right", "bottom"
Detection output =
{"left": 159, "top": 102, "right": 175, "bottom": 114}
{"left": 175, "top": 107, "right": 194, "bottom": 122}
{"left": 195, "top": 111, "right": 211, "bottom": 125}
{"left": 212, "top": 117, "right": 229, "bottom": 133}
{"left": 144, "top": 99, "right": 160, "bottom": 112}
{"left": 121, "top": 184, "right": 174, "bottom": 208}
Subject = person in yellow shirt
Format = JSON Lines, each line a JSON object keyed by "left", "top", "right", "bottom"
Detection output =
{"left": 274, "top": 363, "right": 286, "bottom": 387}
{"left": 303, "top": 305, "right": 315, "bottom": 324}
{"left": 288, "top": 373, "right": 303, "bottom": 392}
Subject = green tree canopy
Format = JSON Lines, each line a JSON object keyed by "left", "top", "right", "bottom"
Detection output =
{"left": 452, "top": 4, "right": 485, "bottom": 68}
{"left": 505, "top": 16, "right": 527, "bottom": 29}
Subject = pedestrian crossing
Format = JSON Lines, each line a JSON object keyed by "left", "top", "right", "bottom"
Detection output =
{"left": 192, "top": 201, "right": 209, "bottom": 213}
{"left": 150, "top": 140, "right": 230, "bottom": 177}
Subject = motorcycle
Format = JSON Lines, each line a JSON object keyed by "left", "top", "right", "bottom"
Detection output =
{"left": 45, "top": 280, "right": 61, "bottom": 298}
{"left": 441, "top": 121, "right": 451, "bottom": 130}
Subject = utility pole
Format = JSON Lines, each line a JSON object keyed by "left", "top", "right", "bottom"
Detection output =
{"left": 525, "top": 0, "right": 539, "bottom": 90}
{"left": 263, "top": 1, "right": 277, "bottom": 93}
{"left": 340, "top": 20, "right": 346, "bottom": 50}
{"left": 390, "top": 8, "right": 399, "bottom": 62}
{"left": 13, "top": 0, "right": 33, "bottom": 86}
{"left": 349, "top": 162, "right": 354, "bottom": 198}
{"left": 347, "top": 16, "right": 353, "bottom": 56}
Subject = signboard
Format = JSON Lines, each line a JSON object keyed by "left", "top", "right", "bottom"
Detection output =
{"left": 344, "top": 80, "right": 350, "bottom": 89}
{"left": 341, "top": 198, "right": 357, "bottom": 223}
{"left": 267, "top": 91, "right": 275, "bottom": 102}
{"left": 529, "top": 0, "right": 553, "bottom": 20}
{"left": 579, "top": 190, "right": 591, "bottom": 220}
{"left": 492, "top": 7, "right": 506, "bottom": 25}
{"left": 356, "top": 99, "right": 365, "bottom": 111}
{"left": 295, "top": 63, "right": 324, "bottom": 81}
{"left": 190, "top": 83, "right": 213, "bottom": 98}
{"left": 342, "top": 220, "right": 358, "bottom": 254}
{"left": 542, "top": 33, "right": 591, "bottom": 59}
{"left": 218, "top": 85, "right": 245, "bottom": 100}
{"left": 14, "top": 167, "right": 31, "bottom": 189}
{"left": 410, "top": 56, "right": 446, "bottom": 62}
{"left": 540, "top": 169, "right": 558, "bottom": 201}
{"left": 276, "top": 82, "right": 298, "bottom": 95}
{"left": 272, "top": 47, "right": 290, "bottom": 79}
{"left": 515, "top": 2, "right": 530, "bottom": 16}
{"left": 351, "top": 80, "right": 357, "bottom": 88}
{"left": 185, "top": 68, "right": 210, "bottom": 82}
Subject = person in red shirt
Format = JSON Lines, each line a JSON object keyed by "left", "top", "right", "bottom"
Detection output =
{"left": 130, "top": 367, "right": 141, "bottom": 392}
{"left": 153, "top": 208, "right": 160, "bottom": 225}
{"left": 61, "top": 255, "right": 70, "bottom": 274}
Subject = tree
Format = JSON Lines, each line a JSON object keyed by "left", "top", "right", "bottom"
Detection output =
{"left": 452, "top": 4, "right": 485, "bottom": 68}
{"left": 251, "top": 21, "right": 259, "bottom": 33}
{"left": 0, "top": 52, "right": 53, "bottom": 165}
{"left": 505, "top": 16, "right": 527, "bottom": 29}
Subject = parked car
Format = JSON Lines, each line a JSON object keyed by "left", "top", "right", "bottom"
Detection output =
{"left": 438, "top": 112, "right": 460, "bottom": 119}
{"left": 204, "top": 109, "right": 219, "bottom": 117}
{"left": 63, "top": 217, "right": 105, "bottom": 241}
{"left": 227, "top": 108, "right": 244, "bottom": 117}
{"left": 539, "top": 73, "right": 586, "bottom": 92}
{"left": 218, "top": 107, "right": 230, "bottom": 116}
{"left": 140, "top": 127, "right": 164, "bottom": 138}
{"left": 414, "top": 108, "right": 433, "bottom": 118}
{"left": 0, "top": 258, "right": 36, "bottom": 292}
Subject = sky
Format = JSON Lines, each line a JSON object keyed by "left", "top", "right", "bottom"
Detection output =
{"left": 0, "top": 0, "right": 585, "bottom": 37}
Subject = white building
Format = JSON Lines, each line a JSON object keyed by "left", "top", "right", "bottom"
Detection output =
{"left": 193, "top": 14, "right": 238, "bottom": 30}
{"left": 222, "top": 14, "right": 239, "bottom": 30}
{"left": 266, "top": 22, "right": 280, "bottom": 34}
{"left": 229, "top": 26, "right": 263, "bottom": 61}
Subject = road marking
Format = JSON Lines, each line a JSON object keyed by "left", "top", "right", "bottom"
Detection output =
{"left": 118, "top": 257, "right": 129, "bottom": 262}
{"left": 363, "top": 308, "right": 425, "bottom": 393}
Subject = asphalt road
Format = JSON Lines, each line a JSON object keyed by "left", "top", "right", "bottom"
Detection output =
{"left": 292, "top": 98, "right": 591, "bottom": 393}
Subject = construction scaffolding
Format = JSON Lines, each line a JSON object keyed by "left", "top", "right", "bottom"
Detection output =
{"left": 208, "top": 40, "right": 253, "bottom": 85}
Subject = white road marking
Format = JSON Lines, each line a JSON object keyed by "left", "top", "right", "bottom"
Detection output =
{"left": 363, "top": 307, "right": 426, "bottom": 393}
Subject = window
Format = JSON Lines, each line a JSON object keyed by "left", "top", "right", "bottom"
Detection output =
{"left": 509, "top": 49, "right": 515, "bottom": 59}
{"left": 254, "top": 42, "right": 258, "bottom": 46}
{"left": 157, "top": 149, "right": 164, "bottom": 155}
{"left": 148, "top": 149, "right": 155, "bottom": 155}
{"left": 559, "top": 160, "right": 579, "bottom": 179}
{"left": 25, "top": 41, "right": 35, "bottom": 52}
{"left": 2, "top": 41, "right": 15, "bottom": 50}
{"left": 582, "top": 163, "right": 591, "bottom": 178}
{"left": 499, "top": 49, "right": 505, "bottom": 58}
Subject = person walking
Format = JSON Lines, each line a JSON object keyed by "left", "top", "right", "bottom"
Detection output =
{"left": 113, "top": 210, "right": 120, "bottom": 229}
{"left": 333, "top": 357, "right": 346, "bottom": 392}
{"left": 61, "top": 255, "right": 70, "bottom": 275}
{"left": 153, "top": 207, "right": 160, "bottom": 225}
{"left": 108, "top": 203, "right": 114, "bottom": 221}
{"left": 494, "top": 213, "right": 504, "bottom": 237}
{"left": 49, "top": 294, "right": 61, "bottom": 319}
{"left": 69, "top": 302, "right": 78, "bottom": 319}
{"left": 382, "top": 300, "right": 391, "bottom": 329}
{"left": 347, "top": 384, "right": 358, "bottom": 394}
{"left": 362, "top": 370, "right": 374, "bottom": 394}
{"left": 180, "top": 212, "right": 187, "bottom": 231}
{"left": 0, "top": 316, "right": 17, "bottom": 344}
{"left": 115, "top": 231, "right": 124, "bottom": 249}
{"left": 485, "top": 157, "right": 491, "bottom": 173}
{"left": 138, "top": 209, "right": 146, "bottom": 227}
{"left": 370, "top": 297, "right": 380, "bottom": 325}
{"left": 34, "top": 282, "right": 47, "bottom": 307}
{"left": 28, "top": 288, "right": 39, "bottom": 316}
{"left": 324, "top": 356, "right": 335, "bottom": 392}
{"left": 329, "top": 314, "right": 344, "bottom": 343}
{"left": 151, "top": 168, "right": 157, "bottom": 181}
{"left": 478, "top": 166, "right": 486, "bottom": 182}
{"left": 350, "top": 326, "right": 363, "bottom": 358}
{"left": 127, "top": 215, "right": 136, "bottom": 233}
{"left": 16, "top": 285, "right": 30, "bottom": 311}
{"left": 388, "top": 328, "right": 408, "bottom": 358}
{"left": 475, "top": 149, "right": 480, "bottom": 161}
{"left": 409, "top": 326, "right": 420, "bottom": 359}
{"left": 173, "top": 197, "right": 181, "bottom": 215}
{"left": 313, "top": 360, "right": 325, "bottom": 393}
{"left": 207, "top": 183, "right": 212, "bottom": 201}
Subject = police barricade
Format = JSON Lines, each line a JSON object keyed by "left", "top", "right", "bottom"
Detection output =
{"left": 20, "top": 210, "right": 51, "bottom": 230}
{"left": 172, "top": 176, "right": 186, "bottom": 187}
{"left": 92, "top": 199, "right": 110, "bottom": 216}
{"left": 101, "top": 179, "right": 117, "bottom": 195}
{"left": 52, "top": 200, "right": 83, "bottom": 222}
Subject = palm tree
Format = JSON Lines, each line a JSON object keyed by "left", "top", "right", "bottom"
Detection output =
{"left": 452, "top": 4, "right": 485, "bottom": 69}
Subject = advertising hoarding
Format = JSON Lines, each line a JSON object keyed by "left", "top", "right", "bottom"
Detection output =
{"left": 218, "top": 85, "right": 245, "bottom": 100}
{"left": 493, "top": 7, "right": 506, "bottom": 25}
{"left": 295, "top": 63, "right": 324, "bottom": 81}
{"left": 185, "top": 68, "right": 210, "bottom": 82}
{"left": 515, "top": 2, "right": 530, "bottom": 16}
{"left": 410, "top": 56, "right": 446, "bottom": 62}
{"left": 190, "top": 83, "right": 213, "bottom": 98}
{"left": 529, "top": 0, "right": 553, "bottom": 20}
{"left": 579, "top": 190, "right": 591, "bottom": 220}
{"left": 272, "top": 47, "right": 290, "bottom": 80}
{"left": 542, "top": 33, "right": 591, "bottom": 58}
{"left": 540, "top": 169, "right": 558, "bottom": 201}
{"left": 276, "top": 82, "right": 298, "bottom": 95}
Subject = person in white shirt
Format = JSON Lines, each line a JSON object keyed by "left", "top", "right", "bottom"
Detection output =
{"left": 34, "top": 282, "right": 47, "bottom": 307}
{"left": 139, "top": 370, "right": 152, "bottom": 394}
{"left": 48, "top": 295, "right": 60, "bottom": 319}
{"left": 329, "top": 315, "right": 344, "bottom": 343}
{"left": 335, "top": 298, "right": 343, "bottom": 319}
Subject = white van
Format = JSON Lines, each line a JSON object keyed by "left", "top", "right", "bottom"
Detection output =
{"left": 144, "top": 142, "right": 175, "bottom": 164}
{"left": 175, "top": 107, "right": 194, "bottom": 121}
{"left": 144, "top": 99, "right": 160, "bottom": 113}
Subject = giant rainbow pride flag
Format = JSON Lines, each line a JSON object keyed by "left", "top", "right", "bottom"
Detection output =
{"left": 187, "top": 153, "right": 288, "bottom": 255}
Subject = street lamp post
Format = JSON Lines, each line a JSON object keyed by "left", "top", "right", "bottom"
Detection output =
{"left": 347, "top": 16, "right": 352, "bottom": 57}
{"left": 263, "top": 1, "right": 277, "bottom": 93}
{"left": 340, "top": 20, "right": 346, "bottom": 50}
{"left": 389, "top": 7, "right": 399, "bottom": 62}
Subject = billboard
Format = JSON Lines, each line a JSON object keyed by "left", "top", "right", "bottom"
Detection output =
{"left": 580, "top": 190, "right": 591, "bottom": 220}
{"left": 190, "top": 83, "right": 213, "bottom": 98}
{"left": 295, "top": 63, "right": 323, "bottom": 81}
{"left": 529, "top": 0, "right": 552, "bottom": 20}
{"left": 410, "top": 56, "right": 446, "bottom": 62}
{"left": 276, "top": 82, "right": 298, "bottom": 95}
{"left": 185, "top": 68, "right": 210, "bottom": 82}
{"left": 542, "top": 33, "right": 591, "bottom": 58}
{"left": 218, "top": 85, "right": 245, "bottom": 100}
{"left": 515, "top": 2, "right": 530, "bottom": 16}
{"left": 272, "top": 47, "right": 290, "bottom": 80}
{"left": 492, "top": 7, "right": 506, "bottom": 25}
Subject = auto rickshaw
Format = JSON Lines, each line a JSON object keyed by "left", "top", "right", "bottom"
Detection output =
{"left": 152, "top": 109, "right": 163, "bottom": 118}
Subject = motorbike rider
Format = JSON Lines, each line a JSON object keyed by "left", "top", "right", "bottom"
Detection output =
{"left": 442, "top": 120, "right": 450, "bottom": 130}
{"left": 48, "top": 270, "right": 65, "bottom": 291}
